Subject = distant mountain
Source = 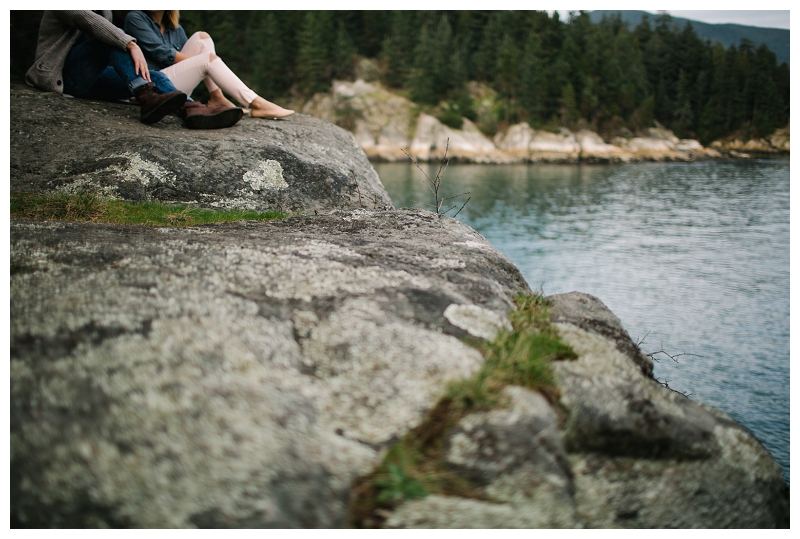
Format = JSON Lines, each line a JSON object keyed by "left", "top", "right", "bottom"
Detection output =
{"left": 589, "top": 10, "right": 789, "bottom": 66}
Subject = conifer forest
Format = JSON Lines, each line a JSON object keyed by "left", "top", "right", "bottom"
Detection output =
{"left": 11, "top": 10, "right": 790, "bottom": 144}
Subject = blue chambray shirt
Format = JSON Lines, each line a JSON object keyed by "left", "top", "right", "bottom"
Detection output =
{"left": 124, "top": 11, "right": 188, "bottom": 71}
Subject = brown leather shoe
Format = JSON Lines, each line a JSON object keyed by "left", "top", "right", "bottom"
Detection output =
{"left": 179, "top": 101, "right": 243, "bottom": 129}
{"left": 133, "top": 82, "right": 187, "bottom": 124}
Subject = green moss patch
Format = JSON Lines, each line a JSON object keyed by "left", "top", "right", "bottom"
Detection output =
{"left": 348, "top": 293, "right": 576, "bottom": 528}
{"left": 11, "top": 192, "right": 286, "bottom": 226}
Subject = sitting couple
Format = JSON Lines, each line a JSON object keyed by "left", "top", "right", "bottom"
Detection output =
{"left": 26, "top": 10, "right": 293, "bottom": 129}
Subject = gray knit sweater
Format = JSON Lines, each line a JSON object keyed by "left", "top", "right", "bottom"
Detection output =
{"left": 25, "top": 11, "right": 135, "bottom": 94}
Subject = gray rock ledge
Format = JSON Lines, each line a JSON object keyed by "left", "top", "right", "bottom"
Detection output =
{"left": 10, "top": 84, "right": 391, "bottom": 214}
{"left": 10, "top": 214, "right": 788, "bottom": 528}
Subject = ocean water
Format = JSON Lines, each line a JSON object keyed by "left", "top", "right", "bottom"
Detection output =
{"left": 375, "top": 158, "right": 790, "bottom": 485}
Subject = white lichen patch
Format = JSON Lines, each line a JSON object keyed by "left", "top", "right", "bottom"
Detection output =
{"left": 106, "top": 152, "right": 175, "bottom": 186}
{"left": 444, "top": 303, "right": 511, "bottom": 340}
{"left": 222, "top": 241, "right": 428, "bottom": 301}
{"left": 242, "top": 160, "right": 287, "bottom": 191}
{"left": 454, "top": 240, "right": 493, "bottom": 252}
{"left": 714, "top": 424, "right": 784, "bottom": 480}
{"left": 410, "top": 255, "right": 466, "bottom": 269}
{"left": 304, "top": 297, "right": 485, "bottom": 444}
{"left": 55, "top": 177, "right": 119, "bottom": 197}
{"left": 266, "top": 261, "right": 428, "bottom": 301}
{"left": 288, "top": 239, "right": 364, "bottom": 260}
{"left": 342, "top": 209, "right": 375, "bottom": 221}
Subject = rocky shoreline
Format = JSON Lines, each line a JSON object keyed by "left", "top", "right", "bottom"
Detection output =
{"left": 10, "top": 84, "right": 789, "bottom": 528}
{"left": 302, "top": 79, "right": 789, "bottom": 164}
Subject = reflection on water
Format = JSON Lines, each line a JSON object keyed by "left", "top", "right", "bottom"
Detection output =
{"left": 375, "top": 159, "right": 790, "bottom": 485}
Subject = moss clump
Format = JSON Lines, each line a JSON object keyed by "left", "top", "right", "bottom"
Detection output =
{"left": 348, "top": 292, "right": 576, "bottom": 528}
{"left": 11, "top": 192, "right": 286, "bottom": 226}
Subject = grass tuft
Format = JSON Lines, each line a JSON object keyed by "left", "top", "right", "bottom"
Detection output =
{"left": 11, "top": 192, "right": 286, "bottom": 226}
{"left": 348, "top": 292, "right": 577, "bottom": 527}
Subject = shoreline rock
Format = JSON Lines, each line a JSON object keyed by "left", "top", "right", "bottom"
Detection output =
{"left": 10, "top": 87, "right": 789, "bottom": 528}
{"left": 302, "top": 79, "right": 788, "bottom": 164}
{"left": 10, "top": 84, "right": 392, "bottom": 214}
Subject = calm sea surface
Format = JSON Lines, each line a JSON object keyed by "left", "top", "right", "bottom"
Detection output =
{"left": 374, "top": 158, "right": 790, "bottom": 485}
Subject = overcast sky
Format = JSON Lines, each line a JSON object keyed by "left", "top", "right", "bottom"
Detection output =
{"left": 551, "top": 10, "right": 790, "bottom": 30}
{"left": 641, "top": 10, "right": 788, "bottom": 29}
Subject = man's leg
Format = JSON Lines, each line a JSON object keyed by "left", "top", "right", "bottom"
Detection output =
{"left": 62, "top": 34, "right": 186, "bottom": 123}
{"left": 62, "top": 35, "right": 121, "bottom": 98}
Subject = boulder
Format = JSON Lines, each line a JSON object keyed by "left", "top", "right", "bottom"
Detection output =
{"left": 302, "top": 80, "right": 416, "bottom": 162}
{"left": 768, "top": 126, "right": 790, "bottom": 151}
{"left": 383, "top": 293, "right": 788, "bottom": 528}
{"left": 409, "top": 114, "right": 502, "bottom": 163}
{"left": 548, "top": 294, "right": 788, "bottom": 528}
{"left": 10, "top": 210, "right": 529, "bottom": 528}
{"left": 10, "top": 82, "right": 788, "bottom": 529}
{"left": 575, "top": 130, "right": 633, "bottom": 163}
{"left": 710, "top": 126, "right": 790, "bottom": 155}
{"left": 10, "top": 84, "right": 392, "bottom": 214}
{"left": 529, "top": 128, "right": 581, "bottom": 162}
{"left": 11, "top": 213, "right": 788, "bottom": 527}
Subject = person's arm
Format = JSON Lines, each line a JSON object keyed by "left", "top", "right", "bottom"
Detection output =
{"left": 123, "top": 11, "right": 178, "bottom": 69}
{"left": 54, "top": 11, "right": 134, "bottom": 51}
{"left": 126, "top": 41, "right": 150, "bottom": 81}
{"left": 171, "top": 26, "right": 191, "bottom": 63}
{"left": 52, "top": 11, "right": 149, "bottom": 81}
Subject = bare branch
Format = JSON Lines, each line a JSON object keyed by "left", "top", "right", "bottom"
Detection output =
{"left": 440, "top": 191, "right": 472, "bottom": 203}
{"left": 656, "top": 378, "right": 693, "bottom": 398}
{"left": 635, "top": 331, "right": 651, "bottom": 347}
{"left": 404, "top": 138, "right": 470, "bottom": 218}
{"left": 452, "top": 196, "right": 472, "bottom": 218}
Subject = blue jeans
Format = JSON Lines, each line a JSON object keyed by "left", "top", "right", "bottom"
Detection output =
{"left": 62, "top": 33, "right": 178, "bottom": 101}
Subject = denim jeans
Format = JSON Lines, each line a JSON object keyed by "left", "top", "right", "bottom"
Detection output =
{"left": 62, "top": 33, "right": 178, "bottom": 101}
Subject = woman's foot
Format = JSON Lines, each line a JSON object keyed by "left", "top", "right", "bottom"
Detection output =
{"left": 249, "top": 96, "right": 294, "bottom": 119}
{"left": 207, "top": 90, "right": 237, "bottom": 110}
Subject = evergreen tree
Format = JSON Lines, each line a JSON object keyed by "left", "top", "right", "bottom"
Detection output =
{"left": 297, "top": 12, "right": 333, "bottom": 95}
{"left": 519, "top": 33, "right": 545, "bottom": 125}
{"left": 250, "top": 13, "right": 288, "bottom": 99}
{"left": 672, "top": 69, "right": 694, "bottom": 137}
{"left": 497, "top": 32, "right": 520, "bottom": 124}
{"left": 381, "top": 12, "right": 419, "bottom": 88}
{"left": 406, "top": 23, "right": 439, "bottom": 105}
{"left": 332, "top": 20, "right": 356, "bottom": 80}
{"left": 560, "top": 83, "right": 579, "bottom": 127}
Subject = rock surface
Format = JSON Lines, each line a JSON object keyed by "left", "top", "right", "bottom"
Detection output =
{"left": 10, "top": 211, "right": 527, "bottom": 528}
{"left": 384, "top": 293, "right": 788, "bottom": 529}
{"left": 301, "top": 80, "right": 735, "bottom": 164}
{"left": 11, "top": 215, "right": 788, "bottom": 528}
{"left": 10, "top": 82, "right": 789, "bottom": 528}
{"left": 711, "top": 124, "right": 791, "bottom": 155}
{"left": 10, "top": 84, "right": 392, "bottom": 214}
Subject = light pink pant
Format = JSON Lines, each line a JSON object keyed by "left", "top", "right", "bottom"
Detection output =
{"left": 160, "top": 31, "right": 258, "bottom": 107}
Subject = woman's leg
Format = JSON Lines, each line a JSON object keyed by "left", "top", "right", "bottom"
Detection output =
{"left": 179, "top": 32, "right": 229, "bottom": 105}
{"left": 159, "top": 54, "right": 212, "bottom": 98}
{"left": 181, "top": 31, "right": 293, "bottom": 115}
{"left": 201, "top": 57, "right": 293, "bottom": 117}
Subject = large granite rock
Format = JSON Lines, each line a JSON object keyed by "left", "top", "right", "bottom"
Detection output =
{"left": 300, "top": 80, "right": 724, "bottom": 164}
{"left": 711, "top": 125, "right": 791, "bottom": 156}
{"left": 384, "top": 293, "right": 788, "bottom": 529}
{"left": 10, "top": 210, "right": 528, "bottom": 528}
{"left": 10, "top": 84, "right": 392, "bottom": 214}
{"left": 9, "top": 82, "right": 788, "bottom": 528}
{"left": 11, "top": 215, "right": 788, "bottom": 528}
{"left": 303, "top": 79, "right": 416, "bottom": 162}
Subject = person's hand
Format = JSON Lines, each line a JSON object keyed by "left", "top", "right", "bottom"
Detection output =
{"left": 127, "top": 41, "right": 150, "bottom": 82}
